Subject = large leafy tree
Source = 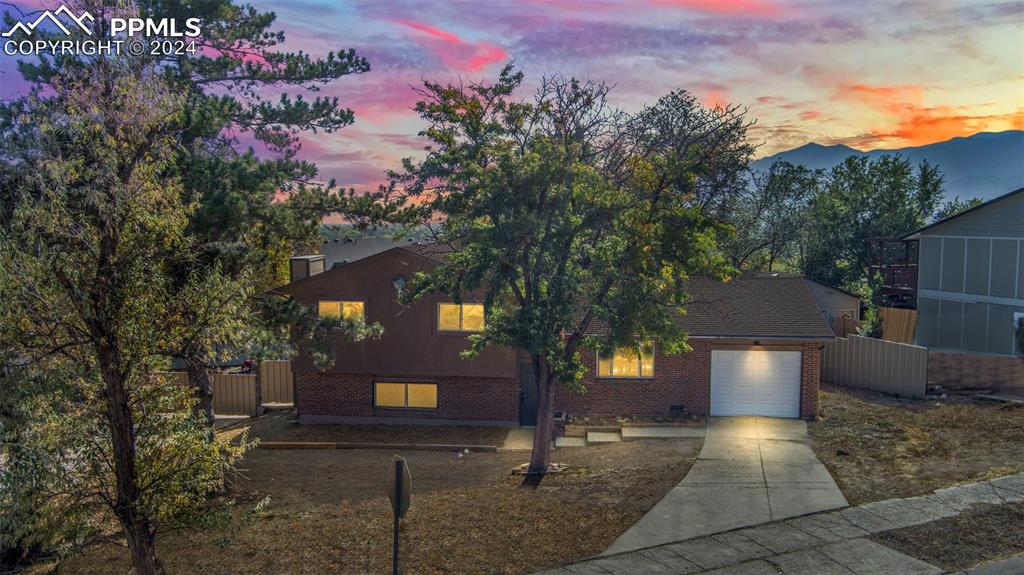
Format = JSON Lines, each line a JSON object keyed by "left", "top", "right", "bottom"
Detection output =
{"left": 933, "top": 195, "right": 983, "bottom": 222}
{"left": 392, "top": 68, "right": 752, "bottom": 475}
{"left": 721, "top": 161, "right": 819, "bottom": 272}
{"left": 0, "top": 2, "right": 390, "bottom": 571}
{"left": 799, "top": 155, "right": 944, "bottom": 291}
{"left": 0, "top": 55, "right": 251, "bottom": 574}
{"left": 3, "top": 0, "right": 406, "bottom": 422}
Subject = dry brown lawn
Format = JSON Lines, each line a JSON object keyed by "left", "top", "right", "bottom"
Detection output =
{"left": 810, "top": 384, "right": 1024, "bottom": 505}
{"left": 224, "top": 411, "right": 513, "bottom": 446}
{"left": 37, "top": 434, "right": 700, "bottom": 575}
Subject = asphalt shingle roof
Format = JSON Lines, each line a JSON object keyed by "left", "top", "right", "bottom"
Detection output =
{"left": 677, "top": 275, "right": 835, "bottom": 339}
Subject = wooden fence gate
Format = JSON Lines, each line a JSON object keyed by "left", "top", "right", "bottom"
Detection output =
{"left": 822, "top": 335, "right": 928, "bottom": 398}
{"left": 260, "top": 360, "right": 294, "bottom": 404}
{"left": 210, "top": 373, "right": 259, "bottom": 416}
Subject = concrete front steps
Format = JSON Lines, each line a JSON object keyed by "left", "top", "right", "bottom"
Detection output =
{"left": 555, "top": 424, "right": 705, "bottom": 448}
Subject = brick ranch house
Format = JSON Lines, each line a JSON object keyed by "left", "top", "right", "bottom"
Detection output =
{"left": 274, "top": 246, "right": 835, "bottom": 426}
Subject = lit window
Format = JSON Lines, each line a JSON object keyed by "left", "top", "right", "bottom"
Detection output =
{"left": 318, "top": 300, "right": 365, "bottom": 321}
{"left": 438, "top": 303, "right": 485, "bottom": 332}
{"left": 598, "top": 343, "right": 655, "bottom": 378}
{"left": 374, "top": 383, "right": 406, "bottom": 408}
{"left": 374, "top": 382, "right": 438, "bottom": 409}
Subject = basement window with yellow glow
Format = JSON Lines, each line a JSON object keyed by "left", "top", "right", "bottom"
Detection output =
{"left": 374, "top": 382, "right": 438, "bottom": 409}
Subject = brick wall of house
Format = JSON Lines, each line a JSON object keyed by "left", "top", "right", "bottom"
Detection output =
{"left": 296, "top": 340, "right": 824, "bottom": 423}
{"left": 294, "top": 371, "right": 519, "bottom": 423}
{"left": 927, "top": 352, "right": 1024, "bottom": 394}
{"left": 555, "top": 341, "right": 822, "bottom": 419}
{"left": 799, "top": 343, "right": 821, "bottom": 419}
{"left": 555, "top": 342, "right": 712, "bottom": 416}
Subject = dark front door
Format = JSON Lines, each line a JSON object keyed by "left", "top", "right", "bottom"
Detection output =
{"left": 518, "top": 361, "right": 538, "bottom": 426}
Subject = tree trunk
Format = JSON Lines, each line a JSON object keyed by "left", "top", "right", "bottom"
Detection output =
{"left": 526, "top": 355, "right": 557, "bottom": 480}
{"left": 98, "top": 345, "right": 164, "bottom": 575}
{"left": 124, "top": 520, "right": 163, "bottom": 575}
{"left": 186, "top": 362, "right": 215, "bottom": 429}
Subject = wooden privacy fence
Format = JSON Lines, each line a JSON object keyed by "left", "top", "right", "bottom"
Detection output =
{"left": 260, "top": 360, "right": 294, "bottom": 404}
{"left": 822, "top": 335, "right": 928, "bottom": 398}
{"left": 880, "top": 307, "right": 917, "bottom": 344}
{"left": 155, "top": 360, "right": 294, "bottom": 417}
{"left": 833, "top": 316, "right": 865, "bottom": 338}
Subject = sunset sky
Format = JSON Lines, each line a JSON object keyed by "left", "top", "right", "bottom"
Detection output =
{"left": 2, "top": 0, "right": 1022, "bottom": 192}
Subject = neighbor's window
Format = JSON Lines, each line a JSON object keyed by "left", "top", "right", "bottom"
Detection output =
{"left": 374, "top": 382, "right": 438, "bottom": 409}
{"left": 598, "top": 344, "right": 655, "bottom": 378}
{"left": 318, "top": 300, "right": 365, "bottom": 321}
{"left": 438, "top": 303, "right": 485, "bottom": 331}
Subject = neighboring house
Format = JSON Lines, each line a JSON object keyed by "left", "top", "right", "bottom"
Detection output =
{"left": 904, "top": 187, "right": 1024, "bottom": 357}
{"left": 320, "top": 237, "right": 413, "bottom": 269}
{"left": 751, "top": 273, "right": 861, "bottom": 332}
{"left": 275, "top": 246, "right": 834, "bottom": 425}
{"left": 902, "top": 187, "right": 1024, "bottom": 393}
{"left": 805, "top": 279, "right": 861, "bottom": 325}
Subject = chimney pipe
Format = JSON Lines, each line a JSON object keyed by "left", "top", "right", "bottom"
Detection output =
{"left": 289, "top": 255, "right": 326, "bottom": 282}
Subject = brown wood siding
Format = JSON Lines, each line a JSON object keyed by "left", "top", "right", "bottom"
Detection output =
{"left": 279, "top": 249, "right": 518, "bottom": 379}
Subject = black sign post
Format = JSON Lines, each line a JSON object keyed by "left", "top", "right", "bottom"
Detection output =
{"left": 387, "top": 456, "right": 411, "bottom": 575}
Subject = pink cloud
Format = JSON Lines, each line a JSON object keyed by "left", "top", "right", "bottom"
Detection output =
{"left": 646, "top": 0, "right": 786, "bottom": 17}
{"left": 392, "top": 19, "right": 508, "bottom": 72}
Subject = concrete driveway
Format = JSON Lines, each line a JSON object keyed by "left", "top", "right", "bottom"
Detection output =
{"left": 604, "top": 416, "right": 847, "bottom": 554}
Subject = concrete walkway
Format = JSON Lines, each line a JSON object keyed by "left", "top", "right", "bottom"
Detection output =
{"left": 536, "top": 471, "right": 1024, "bottom": 575}
{"left": 604, "top": 416, "right": 847, "bottom": 554}
{"left": 502, "top": 427, "right": 536, "bottom": 451}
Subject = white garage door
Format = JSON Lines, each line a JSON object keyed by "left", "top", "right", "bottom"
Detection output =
{"left": 710, "top": 350, "right": 802, "bottom": 418}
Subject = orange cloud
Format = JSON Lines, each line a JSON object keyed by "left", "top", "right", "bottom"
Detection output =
{"left": 874, "top": 108, "right": 1024, "bottom": 146}
{"left": 394, "top": 19, "right": 507, "bottom": 72}
{"left": 841, "top": 83, "right": 925, "bottom": 114}
{"left": 704, "top": 89, "right": 729, "bottom": 109}
{"left": 837, "top": 83, "right": 1023, "bottom": 147}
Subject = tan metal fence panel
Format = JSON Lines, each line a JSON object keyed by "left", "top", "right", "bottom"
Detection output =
{"left": 822, "top": 335, "right": 928, "bottom": 398}
{"left": 260, "top": 360, "right": 294, "bottom": 404}
{"left": 880, "top": 307, "right": 918, "bottom": 344}
{"left": 211, "top": 373, "right": 259, "bottom": 416}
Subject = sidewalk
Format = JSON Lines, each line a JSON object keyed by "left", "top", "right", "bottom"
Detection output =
{"left": 535, "top": 471, "right": 1024, "bottom": 575}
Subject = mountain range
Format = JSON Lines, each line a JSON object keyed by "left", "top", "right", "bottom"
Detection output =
{"left": 750, "top": 130, "right": 1024, "bottom": 202}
